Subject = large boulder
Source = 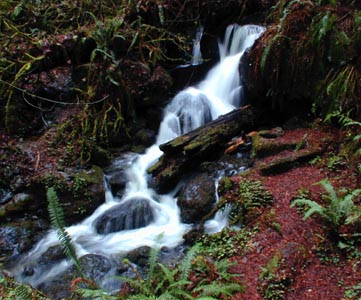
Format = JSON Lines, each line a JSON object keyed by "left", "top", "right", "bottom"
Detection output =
{"left": 94, "top": 197, "right": 155, "bottom": 234}
{"left": 177, "top": 173, "right": 216, "bottom": 224}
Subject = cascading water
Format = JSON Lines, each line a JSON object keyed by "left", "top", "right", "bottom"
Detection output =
{"left": 191, "top": 25, "right": 204, "bottom": 65}
{"left": 10, "top": 24, "right": 264, "bottom": 291}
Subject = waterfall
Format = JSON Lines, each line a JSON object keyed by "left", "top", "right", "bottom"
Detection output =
{"left": 191, "top": 25, "right": 204, "bottom": 65}
{"left": 10, "top": 24, "right": 265, "bottom": 289}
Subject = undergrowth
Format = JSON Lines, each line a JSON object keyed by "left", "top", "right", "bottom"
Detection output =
{"left": 0, "top": 273, "right": 49, "bottom": 300}
{"left": 198, "top": 227, "right": 257, "bottom": 260}
{"left": 72, "top": 244, "right": 243, "bottom": 300}
{"left": 218, "top": 178, "right": 273, "bottom": 226}
{"left": 0, "top": 0, "right": 189, "bottom": 163}
{"left": 256, "top": 0, "right": 361, "bottom": 121}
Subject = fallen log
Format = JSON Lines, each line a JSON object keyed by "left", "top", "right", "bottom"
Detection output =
{"left": 147, "top": 106, "right": 256, "bottom": 192}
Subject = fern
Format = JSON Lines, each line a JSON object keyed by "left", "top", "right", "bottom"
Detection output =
{"left": 291, "top": 179, "right": 361, "bottom": 231}
{"left": 47, "top": 187, "right": 83, "bottom": 276}
{"left": 194, "top": 282, "right": 241, "bottom": 297}
{"left": 146, "top": 245, "right": 160, "bottom": 288}
{"left": 0, "top": 274, "right": 49, "bottom": 300}
{"left": 179, "top": 243, "right": 199, "bottom": 282}
{"left": 75, "top": 287, "right": 118, "bottom": 300}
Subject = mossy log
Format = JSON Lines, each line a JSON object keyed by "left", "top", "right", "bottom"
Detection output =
{"left": 148, "top": 106, "right": 255, "bottom": 192}
{"left": 258, "top": 147, "right": 323, "bottom": 175}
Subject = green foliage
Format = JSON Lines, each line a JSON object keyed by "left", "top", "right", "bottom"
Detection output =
{"left": 344, "top": 282, "right": 361, "bottom": 299}
{"left": 258, "top": 0, "right": 361, "bottom": 121}
{"left": 112, "top": 243, "right": 243, "bottom": 300}
{"left": 47, "top": 187, "right": 83, "bottom": 276}
{"left": 325, "top": 110, "right": 361, "bottom": 157}
{"left": 291, "top": 179, "right": 361, "bottom": 231}
{"left": 259, "top": 253, "right": 288, "bottom": 300}
{"left": 197, "top": 227, "right": 257, "bottom": 259}
{"left": 0, "top": 274, "right": 49, "bottom": 300}
{"left": 219, "top": 179, "right": 273, "bottom": 226}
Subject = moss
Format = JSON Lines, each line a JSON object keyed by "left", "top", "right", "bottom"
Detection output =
{"left": 257, "top": 208, "right": 283, "bottom": 235}
{"left": 217, "top": 177, "right": 235, "bottom": 196}
{"left": 76, "top": 165, "right": 103, "bottom": 185}
{"left": 218, "top": 178, "right": 273, "bottom": 226}
{"left": 90, "top": 146, "right": 111, "bottom": 167}
{"left": 258, "top": 242, "right": 309, "bottom": 300}
{"left": 258, "top": 147, "right": 323, "bottom": 175}
{"left": 251, "top": 133, "right": 299, "bottom": 158}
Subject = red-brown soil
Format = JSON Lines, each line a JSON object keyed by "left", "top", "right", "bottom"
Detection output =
{"left": 230, "top": 126, "right": 361, "bottom": 300}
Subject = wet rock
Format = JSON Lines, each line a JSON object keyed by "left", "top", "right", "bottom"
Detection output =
{"left": 79, "top": 254, "right": 112, "bottom": 282}
{"left": 94, "top": 197, "right": 155, "bottom": 234}
{"left": 0, "top": 219, "right": 49, "bottom": 266}
{"left": 37, "top": 255, "right": 114, "bottom": 300}
{"left": 90, "top": 146, "right": 111, "bottom": 167}
{"left": 177, "top": 173, "right": 216, "bottom": 224}
{"left": 134, "top": 128, "right": 156, "bottom": 147}
{"left": 38, "top": 270, "right": 74, "bottom": 300}
{"left": 38, "top": 245, "right": 66, "bottom": 265}
{"left": 0, "top": 189, "right": 12, "bottom": 205}
{"left": 105, "top": 154, "right": 135, "bottom": 197}
{"left": 29, "top": 165, "right": 105, "bottom": 225}
{"left": 126, "top": 246, "right": 151, "bottom": 267}
{"left": 4, "top": 193, "right": 32, "bottom": 215}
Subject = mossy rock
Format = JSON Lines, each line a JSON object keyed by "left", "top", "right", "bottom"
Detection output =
{"left": 90, "top": 146, "right": 111, "bottom": 167}
{"left": 28, "top": 166, "right": 105, "bottom": 225}
{"left": 251, "top": 128, "right": 300, "bottom": 158}
{"left": 258, "top": 147, "right": 323, "bottom": 175}
{"left": 218, "top": 178, "right": 273, "bottom": 226}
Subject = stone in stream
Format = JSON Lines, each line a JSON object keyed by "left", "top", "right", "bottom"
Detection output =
{"left": 94, "top": 197, "right": 155, "bottom": 234}
{"left": 177, "top": 173, "right": 216, "bottom": 224}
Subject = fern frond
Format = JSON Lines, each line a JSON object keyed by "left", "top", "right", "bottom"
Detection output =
{"left": 157, "top": 292, "right": 179, "bottom": 300}
{"left": 167, "top": 288, "right": 195, "bottom": 300}
{"left": 15, "top": 284, "right": 34, "bottom": 300}
{"left": 180, "top": 244, "right": 199, "bottom": 281}
{"left": 194, "top": 282, "right": 242, "bottom": 297}
{"left": 76, "top": 287, "right": 117, "bottom": 300}
{"left": 345, "top": 206, "right": 361, "bottom": 225}
{"left": 318, "top": 179, "right": 337, "bottom": 203}
{"left": 156, "top": 263, "right": 177, "bottom": 291}
{"left": 292, "top": 198, "right": 324, "bottom": 220}
{"left": 116, "top": 276, "right": 148, "bottom": 295}
{"left": 47, "top": 187, "right": 83, "bottom": 276}
{"left": 147, "top": 246, "right": 160, "bottom": 286}
{"left": 127, "top": 295, "right": 157, "bottom": 300}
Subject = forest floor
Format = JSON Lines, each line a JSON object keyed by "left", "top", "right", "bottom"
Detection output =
{"left": 228, "top": 124, "right": 361, "bottom": 300}
{"left": 1, "top": 120, "right": 361, "bottom": 300}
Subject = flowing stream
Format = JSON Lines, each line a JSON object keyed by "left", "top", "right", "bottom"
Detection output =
{"left": 10, "top": 24, "right": 264, "bottom": 290}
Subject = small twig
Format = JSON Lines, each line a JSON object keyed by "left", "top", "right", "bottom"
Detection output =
{"left": 1, "top": 79, "right": 109, "bottom": 105}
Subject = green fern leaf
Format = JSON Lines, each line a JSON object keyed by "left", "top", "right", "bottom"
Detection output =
{"left": 318, "top": 179, "right": 338, "bottom": 203}
{"left": 147, "top": 246, "right": 160, "bottom": 282}
{"left": 47, "top": 187, "right": 83, "bottom": 276}
{"left": 180, "top": 244, "right": 199, "bottom": 281}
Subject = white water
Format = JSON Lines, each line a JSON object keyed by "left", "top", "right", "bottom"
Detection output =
{"left": 191, "top": 25, "right": 204, "bottom": 65}
{"left": 11, "top": 24, "right": 264, "bottom": 287}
